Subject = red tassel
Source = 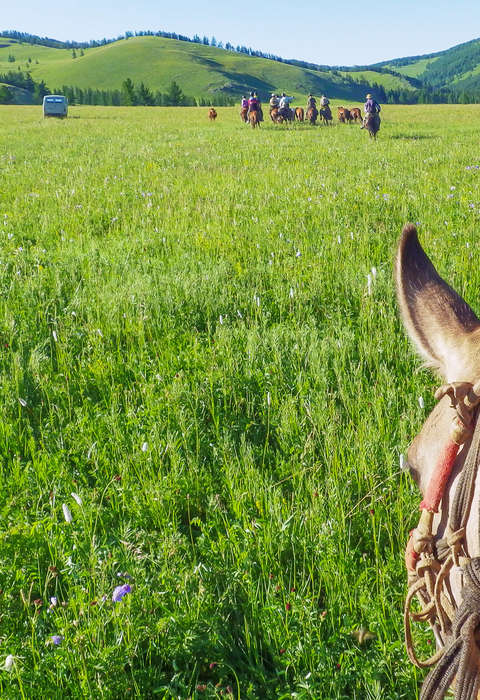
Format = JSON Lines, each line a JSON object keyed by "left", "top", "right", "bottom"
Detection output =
{"left": 420, "top": 441, "right": 460, "bottom": 513}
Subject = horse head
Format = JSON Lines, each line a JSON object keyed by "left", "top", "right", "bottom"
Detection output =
{"left": 396, "top": 224, "right": 480, "bottom": 698}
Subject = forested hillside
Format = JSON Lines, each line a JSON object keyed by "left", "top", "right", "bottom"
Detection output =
{"left": 1, "top": 29, "right": 480, "bottom": 105}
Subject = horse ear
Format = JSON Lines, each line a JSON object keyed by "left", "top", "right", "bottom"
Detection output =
{"left": 395, "top": 224, "right": 480, "bottom": 381}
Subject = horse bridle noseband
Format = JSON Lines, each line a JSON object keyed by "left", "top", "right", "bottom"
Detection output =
{"left": 405, "top": 380, "right": 480, "bottom": 699}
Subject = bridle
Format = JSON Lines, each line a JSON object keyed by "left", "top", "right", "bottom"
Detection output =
{"left": 404, "top": 380, "right": 480, "bottom": 699}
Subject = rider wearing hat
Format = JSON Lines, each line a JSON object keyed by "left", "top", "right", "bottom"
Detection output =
{"left": 278, "top": 92, "right": 293, "bottom": 118}
{"left": 247, "top": 91, "right": 264, "bottom": 122}
{"left": 269, "top": 92, "right": 280, "bottom": 112}
{"left": 306, "top": 93, "right": 316, "bottom": 109}
{"left": 362, "top": 93, "right": 381, "bottom": 128}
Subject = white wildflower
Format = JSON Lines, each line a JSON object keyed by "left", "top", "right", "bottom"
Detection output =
{"left": 371, "top": 266, "right": 377, "bottom": 278}
{"left": 400, "top": 454, "right": 407, "bottom": 471}
{"left": 62, "top": 503, "right": 73, "bottom": 523}
{"left": 418, "top": 396, "right": 425, "bottom": 409}
{"left": 141, "top": 442, "right": 148, "bottom": 452}
{"left": 4, "top": 655, "right": 14, "bottom": 671}
{"left": 367, "top": 274, "right": 372, "bottom": 296}
{"left": 18, "top": 398, "right": 27, "bottom": 407}
{"left": 52, "top": 330, "right": 57, "bottom": 342}
{"left": 71, "top": 492, "right": 82, "bottom": 506}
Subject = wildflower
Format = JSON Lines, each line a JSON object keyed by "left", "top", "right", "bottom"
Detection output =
{"left": 289, "top": 287, "right": 294, "bottom": 298}
{"left": 367, "top": 273, "right": 372, "bottom": 296}
{"left": 4, "top": 655, "right": 14, "bottom": 671}
{"left": 62, "top": 504, "right": 73, "bottom": 523}
{"left": 141, "top": 442, "right": 148, "bottom": 452}
{"left": 112, "top": 584, "right": 131, "bottom": 603}
{"left": 285, "top": 602, "right": 291, "bottom": 611}
{"left": 18, "top": 397, "right": 27, "bottom": 407}
{"left": 369, "top": 509, "right": 375, "bottom": 516}
{"left": 209, "top": 662, "right": 218, "bottom": 670}
{"left": 71, "top": 492, "right": 82, "bottom": 506}
{"left": 295, "top": 250, "right": 301, "bottom": 258}
{"left": 400, "top": 454, "right": 406, "bottom": 471}
{"left": 371, "top": 267, "right": 377, "bottom": 278}
{"left": 279, "top": 648, "right": 286, "bottom": 655}
{"left": 337, "top": 235, "right": 341, "bottom": 244}
{"left": 50, "top": 635, "right": 63, "bottom": 646}
{"left": 418, "top": 396, "right": 425, "bottom": 409}
{"left": 50, "top": 596, "right": 58, "bottom": 607}
{"left": 52, "top": 330, "right": 58, "bottom": 342}
{"left": 219, "top": 315, "right": 223, "bottom": 325}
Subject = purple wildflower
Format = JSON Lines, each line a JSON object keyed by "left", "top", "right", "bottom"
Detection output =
{"left": 112, "top": 584, "right": 131, "bottom": 603}
{"left": 51, "top": 635, "right": 63, "bottom": 646}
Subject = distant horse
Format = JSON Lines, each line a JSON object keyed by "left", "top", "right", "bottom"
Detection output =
{"left": 295, "top": 107, "right": 304, "bottom": 122}
{"left": 279, "top": 106, "right": 295, "bottom": 123}
{"left": 319, "top": 105, "right": 333, "bottom": 125}
{"left": 349, "top": 107, "right": 362, "bottom": 123}
{"left": 270, "top": 107, "right": 283, "bottom": 123}
{"left": 249, "top": 110, "right": 260, "bottom": 128}
{"left": 364, "top": 113, "right": 381, "bottom": 139}
{"left": 240, "top": 107, "right": 248, "bottom": 123}
{"left": 306, "top": 106, "right": 318, "bottom": 125}
{"left": 209, "top": 108, "right": 217, "bottom": 121}
{"left": 337, "top": 107, "right": 351, "bottom": 123}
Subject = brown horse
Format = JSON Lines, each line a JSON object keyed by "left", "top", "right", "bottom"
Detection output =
{"left": 306, "top": 106, "right": 318, "bottom": 125}
{"left": 295, "top": 107, "right": 304, "bottom": 122}
{"left": 249, "top": 110, "right": 259, "bottom": 128}
{"left": 397, "top": 224, "right": 480, "bottom": 699}
{"left": 337, "top": 106, "right": 351, "bottom": 123}
{"left": 364, "top": 113, "right": 380, "bottom": 139}
{"left": 319, "top": 105, "right": 333, "bottom": 125}
{"left": 349, "top": 107, "right": 362, "bottom": 122}
{"left": 208, "top": 108, "right": 217, "bottom": 121}
{"left": 240, "top": 107, "right": 248, "bottom": 123}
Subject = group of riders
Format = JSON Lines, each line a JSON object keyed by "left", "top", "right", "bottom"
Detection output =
{"left": 239, "top": 90, "right": 381, "bottom": 132}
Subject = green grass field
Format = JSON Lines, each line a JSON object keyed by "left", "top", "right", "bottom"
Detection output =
{"left": 1, "top": 103, "right": 480, "bottom": 699}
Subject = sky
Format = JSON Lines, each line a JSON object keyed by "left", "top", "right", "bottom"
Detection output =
{"left": 4, "top": 0, "right": 480, "bottom": 66}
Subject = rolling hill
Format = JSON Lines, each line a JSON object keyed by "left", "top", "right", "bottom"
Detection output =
{"left": 1, "top": 31, "right": 480, "bottom": 104}
{"left": 0, "top": 34, "right": 412, "bottom": 102}
{"left": 374, "top": 37, "right": 480, "bottom": 96}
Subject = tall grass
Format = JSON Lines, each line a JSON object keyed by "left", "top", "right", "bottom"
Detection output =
{"left": 0, "top": 103, "right": 480, "bottom": 698}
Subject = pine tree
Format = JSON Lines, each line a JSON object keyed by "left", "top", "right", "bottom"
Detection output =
{"left": 122, "top": 78, "right": 136, "bottom": 105}
{"left": 165, "top": 80, "right": 185, "bottom": 106}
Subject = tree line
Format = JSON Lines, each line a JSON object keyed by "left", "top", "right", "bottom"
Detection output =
{"left": 56, "top": 80, "right": 234, "bottom": 106}
{"left": 0, "top": 71, "right": 234, "bottom": 106}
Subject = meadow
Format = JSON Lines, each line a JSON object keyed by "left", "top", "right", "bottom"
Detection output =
{"left": 0, "top": 102, "right": 480, "bottom": 699}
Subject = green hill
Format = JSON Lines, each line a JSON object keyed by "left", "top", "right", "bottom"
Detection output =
{"left": 376, "top": 37, "right": 480, "bottom": 95}
{"left": 0, "top": 35, "right": 406, "bottom": 101}
{"left": 3, "top": 31, "right": 480, "bottom": 104}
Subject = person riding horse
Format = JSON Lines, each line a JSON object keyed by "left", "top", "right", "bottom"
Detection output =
{"left": 247, "top": 91, "right": 263, "bottom": 123}
{"left": 278, "top": 92, "right": 294, "bottom": 120}
{"left": 269, "top": 93, "right": 280, "bottom": 114}
{"left": 362, "top": 93, "right": 381, "bottom": 135}
{"left": 240, "top": 95, "right": 249, "bottom": 123}
{"left": 306, "top": 94, "right": 316, "bottom": 110}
